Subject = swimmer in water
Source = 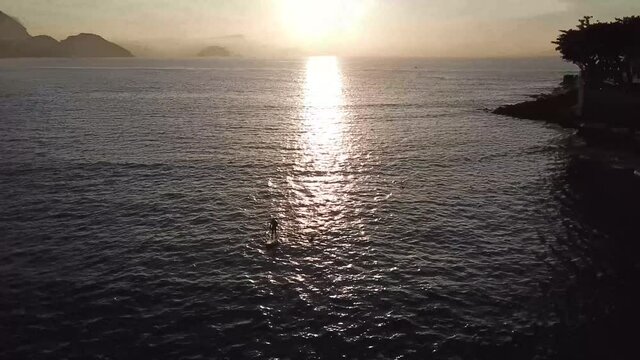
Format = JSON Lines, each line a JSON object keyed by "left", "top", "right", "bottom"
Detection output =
{"left": 269, "top": 218, "right": 278, "bottom": 240}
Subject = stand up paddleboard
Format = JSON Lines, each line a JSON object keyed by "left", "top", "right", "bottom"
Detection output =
{"left": 264, "top": 233, "right": 279, "bottom": 249}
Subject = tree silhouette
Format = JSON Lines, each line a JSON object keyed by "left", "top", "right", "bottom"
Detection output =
{"left": 554, "top": 16, "right": 640, "bottom": 87}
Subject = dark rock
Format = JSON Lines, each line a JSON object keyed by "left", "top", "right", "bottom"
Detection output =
{"left": 582, "top": 86, "right": 640, "bottom": 128}
{"left": 494, "top": 80, "right": 640, "bottom": 158}
{"left": 562, "top": 74, "right": 579, "bottom": 88}
{"left": 493, "top": 90, "right": 578, "bottom": 127}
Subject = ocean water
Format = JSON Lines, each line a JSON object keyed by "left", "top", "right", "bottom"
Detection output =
{"left": 1, "top": 57, "right": 637, "bottom": 359}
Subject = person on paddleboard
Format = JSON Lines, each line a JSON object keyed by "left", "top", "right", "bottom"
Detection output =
{"left": 269, "top": 218, "right": 279, "bottom": 240}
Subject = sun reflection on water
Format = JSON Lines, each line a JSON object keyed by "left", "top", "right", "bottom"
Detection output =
{"left": 286, "top": 56, "right": 351, "bottom": 237}
{"left": 302, "top": 56, "right": 346, "bottom": 171}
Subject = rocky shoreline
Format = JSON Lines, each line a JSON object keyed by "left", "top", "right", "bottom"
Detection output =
{"left": 493, "top": 82, "right": 640, "bottom": 179}
{"left": 494, "top": 89, "right": 578, "bottom": 128}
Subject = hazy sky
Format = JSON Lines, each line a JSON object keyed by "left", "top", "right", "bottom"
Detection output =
{"left": 2, "top": 0, "right": 639, "bottom": 57}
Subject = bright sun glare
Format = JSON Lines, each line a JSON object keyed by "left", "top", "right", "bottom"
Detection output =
{"left": 303, "top": 56, "right": 345, "bottom": 171}
{"left": 279, "top": 0, "right": 368, "bottom": 44}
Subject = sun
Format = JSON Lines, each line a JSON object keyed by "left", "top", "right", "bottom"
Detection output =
{"left": 279, "top": 0, "right": 368, "bottom": 45}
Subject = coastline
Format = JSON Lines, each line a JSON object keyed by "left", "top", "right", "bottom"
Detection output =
{"left": 493, "top": 89, "right": 578, "bottom": 128}
{"left": 493, "top": 82, "right": 640, "bottom": 178}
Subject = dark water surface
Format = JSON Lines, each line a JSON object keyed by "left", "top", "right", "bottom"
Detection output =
{"left": 1, "top": 57, "right": 638, "bottom": 359}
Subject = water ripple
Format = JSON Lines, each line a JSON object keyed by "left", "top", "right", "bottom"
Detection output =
{"left": 1, "top": 57, "right": 632, "bottom": 359}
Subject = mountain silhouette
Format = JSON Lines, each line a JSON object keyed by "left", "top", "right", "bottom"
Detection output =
{"left": 0, "top": 10, "right": 132, "bottom": 58}
{"left": 198, "top": 45, "right": 231, "bottom": 57}
{"left": 59, "top": 33, "right": 132, "bottom": 57}
{"left": 0, "top": 10, "right": 30, "bottom": 40}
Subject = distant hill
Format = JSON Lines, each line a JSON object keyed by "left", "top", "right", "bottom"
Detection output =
{"left": 0, "top": 10, "right": 30, "bottom": 40}
{"left": 0, "top": 10, "right": 132, "bottom": 58}
{"left": 60, "top": 33, "right": 132, "bottom": 57}
{"left": 19, "top": 35, "right": 62, "bottom": 57}
{"left": 198, "top": 45, "right": 231, "bottom": 57}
